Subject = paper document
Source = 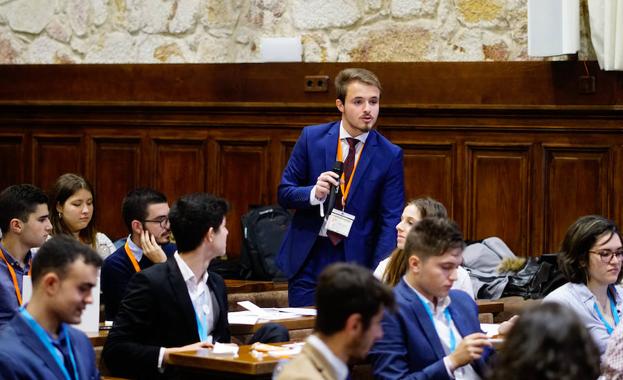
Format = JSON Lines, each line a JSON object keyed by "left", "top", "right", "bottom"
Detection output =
{"left": 273, "top": 308, "right": 317, "bottom": 316}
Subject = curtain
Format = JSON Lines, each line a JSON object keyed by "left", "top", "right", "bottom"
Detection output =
{"left": 588, "top": 0, "right": 623, "bottom": 70}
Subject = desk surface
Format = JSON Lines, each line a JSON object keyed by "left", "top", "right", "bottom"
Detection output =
{"left": 225, "top": 280, "right": 288, "bottom": 294}
{"left": 476, "top": 300, "right": 504, "bottom": 314}
{"left": 87, "top": 329, "right": 108, "bottom": 346}
{"left": 168, "top": 345, "right": 282, "bottom": 376}
{"left": 230, "top": 315, "right": 315, "bottom": 335}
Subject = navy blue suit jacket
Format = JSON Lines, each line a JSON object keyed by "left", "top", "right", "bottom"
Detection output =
{"left": 0, "top": 312, "right": 99, "bottom": 380}
{"left": 277, "top": 121, "right": 404, "bottom": 277}
{"left": 103, "top": 258, "right": 230, "bottom": 379}
{"left": 101, "top": 242, "right": 177, "bottom": 320}
{"left": 369, "top": 280, "right": 491, "bottom": 380}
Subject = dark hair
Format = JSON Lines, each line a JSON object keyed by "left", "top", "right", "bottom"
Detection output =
{"left": 31, "top": 235, "right": 103, "bottom": 286}
{"left": 49, "top": 173, "right": 98, "bottom": 248}
{"left": 335, "top": 68, "right": 382, "bottom": 104}
{"left": 488, "top": 303, "right": 600, "bottom": 380}
{"left": 384, "top": 198, "right": 448, "bottom": 286}
{"left": 121, "top": 188, "right": 168, "bottom": 233}
{"left": 315, "top": 263, "right": 395, "bottom": 336}
{"left": 404, "top": 217, "right": 465, "bottom": 262}
{"left": 0, "top": 184, "right": 48, "bottom": 233}
{"left": 558, "top": 215, "right": 623, "bottom": 284}
{"left": 168, "top": 193, "right": 228, "bottom": 253}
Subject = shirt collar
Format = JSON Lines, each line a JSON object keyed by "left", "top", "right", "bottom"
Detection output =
{"left": 339, "top": 121, "right": 369, "bottom": 144}
{"left": 126, "top": 235, "right": 143, "bottom": 262}
{"left": 404, "top": 275, "right": 452, "bottom": 315}
{"left": 0, "top": 241, "right": 32, "bottom": 270}
{"left": 573, "top": 282, "right": 623, "bottom": 306}
{"left": 306, "top": 334, "right": 349, "bottom": 380}
{"left": 173, "top": 252, "right": 208, "bottom": 285}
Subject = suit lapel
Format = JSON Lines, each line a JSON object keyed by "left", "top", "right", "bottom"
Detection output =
{"left": 14, "top": 314, "right": 68, "bottom": 379}
{"left": 304, "top": 343, "right": 339, "bottom": 380}
{"left": 167, "top": 259, "right": 199, "bottom": 341}
{"left": 345, "top": 130, "right": 378, "bottom": 206}
{"left": 398, "top": 280, "right": 447, "bottom": 359}
{"left": 323, "top": 122, "right": 340, "bottom": 175}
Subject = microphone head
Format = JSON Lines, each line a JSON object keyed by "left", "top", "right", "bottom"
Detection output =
{"left": 332, "top": 161, "right": 344, "bottom": 175}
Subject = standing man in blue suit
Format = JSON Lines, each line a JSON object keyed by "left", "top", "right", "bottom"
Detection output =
{"left": 369, "top": 217, "right": 494, "bottom": 380}
{"left": 0, "top": 235, "right": 101, "bottom": 380}
{"left": 278, "top": 68, "right": 405, "bottom": 307}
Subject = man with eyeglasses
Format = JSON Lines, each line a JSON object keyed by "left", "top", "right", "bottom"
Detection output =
{"left": 102, "top": 188, "right": 176, "bottom": 321}
{"left": 544, "top": 214, "right": 623, "bottom": 355}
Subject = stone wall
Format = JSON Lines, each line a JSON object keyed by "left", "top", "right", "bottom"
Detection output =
{"left": 0, "top": 0, "right": 594, "bottom": 63}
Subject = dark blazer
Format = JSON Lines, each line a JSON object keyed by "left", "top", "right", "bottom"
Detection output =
{"left": 0, "top": 312, "right": 99, "bottom": 380}
{"left": 103, "top": 258, "right": 230, "bottom": 380}
{"left": 277, "top": 121, "right": 404, "bottom": 277}
{"left": 369, "top": 280, "right": 491, "bottom": 380}
{"left": 101, "top": 242, "right": 177, "bottom": 321}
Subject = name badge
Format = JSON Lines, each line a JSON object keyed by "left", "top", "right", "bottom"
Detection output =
{"left": 326, "top": 209, "right": 355, "bottom": 237}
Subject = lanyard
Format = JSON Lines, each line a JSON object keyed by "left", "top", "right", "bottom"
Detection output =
{"left": 417, "top": 295, "right": 456, "bottom": 352}
{"left": 195, "top": 308, "right": 207, "bottom": 342}
{"left": 124, "top": 240, "right": 141, "bottom": 273}
{"left": 336, "top": 138, "right": 365, "bottom": 207}
{"left": 593, "top": 290, "right": 620, "bottom": 335}
{"left": 0, "top": 243, "right": 31, "bottom": 306}
{"left": 19, "top": 308, "right": 79, "bottom": 380}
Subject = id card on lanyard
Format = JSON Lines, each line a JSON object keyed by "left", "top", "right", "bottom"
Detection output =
{"left": 19, "top": 308, "right": 79, "bottom": 380}
{"left": 0, "top": 243, "right": 31, "bottom": 306}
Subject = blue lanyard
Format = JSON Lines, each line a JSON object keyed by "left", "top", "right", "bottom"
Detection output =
{"left": 19, "top": 308, "right": 79, "bottom": 380}
{"left": 417, "top": 295, "right": 456, "bottom": 352}
{"left": 593, "top": 290, "right": 620, "bottom": 335}
{"left": 195, "top": 308, "right": 207, "bottom": 342}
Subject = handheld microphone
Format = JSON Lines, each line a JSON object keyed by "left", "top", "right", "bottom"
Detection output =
{"left": 325, "top": 161, "right": 343, "bottom": 219}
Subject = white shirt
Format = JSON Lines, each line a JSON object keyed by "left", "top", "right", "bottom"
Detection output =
{"left": 306, "top": 334, "right": 349, "bottom": 380}
{"left": 126, "top": 234, "right": 144, "bottom": 262}
{"left": 374, "top": 258, "right": 476, "bottom": 299}
{"left": 311, "top": 121, "right": 369, "bottom": 236}
{"left": 405, "top": 278, "right": 481, "bottom": 380}
{"left": 158, "top": 252, "right": 215, "bottom": 369}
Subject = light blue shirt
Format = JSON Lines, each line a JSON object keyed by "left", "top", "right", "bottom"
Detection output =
{"left": 544, "top": 282, "right": 623, "bottom": 355}
{"left": 0, "top": 244, "right": 32, "bottom": 328}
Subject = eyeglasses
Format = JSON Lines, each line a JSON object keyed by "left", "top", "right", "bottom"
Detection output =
{"left": 143, "top": 216, "right": 169, "bottom": 228}
{"left": 589, "top": 248, "right": 623, "bottom": 264}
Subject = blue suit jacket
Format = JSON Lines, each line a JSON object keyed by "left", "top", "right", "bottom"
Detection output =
{"left": 277, "top": 121, "right": 404, "bottom": 277}
{"left": 369, "top": 280, "right": 491, "bottom": 380}
{"left": 0, "top": 312, "right": 99, "bottom": 380}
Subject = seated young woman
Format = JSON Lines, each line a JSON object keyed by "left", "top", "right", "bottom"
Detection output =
{"left": 49, "top": 173, "right": 115, "bottom": 259}
{"left": 374, "top": 197, "right": 474, "bottom": 298}
{"left": 543, "top": 214, "right": 623, "bottom": 355}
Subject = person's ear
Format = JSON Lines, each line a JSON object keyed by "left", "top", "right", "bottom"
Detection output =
{"left": 344, "top": 313, "right": 364, "bottom": 336}
{"left": 131, "top": 220, "right": 143, "bottom": 235}
{"left": 408, "top": 254, "right": 422, "bottom": 274}
{"left": 336, "top": 99, "right": 345, "bottom": 113}
{"left": 8, "top": 218, "right": 22, "bottom": 234}
{"left": 41, "top": 272, "right": 61, "bottom": 296}
{"left": 206, "top": 227, "right": 215, "bottom": 244}
{"left": 56, "top": 202, "right": 63, "bottom": 214}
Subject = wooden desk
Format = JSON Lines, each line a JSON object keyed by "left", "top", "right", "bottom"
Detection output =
{"left": 230, "top": 315, "right": 315, "bottom": 336}
{"left": 88, "top": 329, "right": 109, "bottom": 346}
{"left": 168, "top": 345, "right": 283, "bottom": 379}
{"left": 225, "top": 279, "right": 288, "bottom": 294}
{"left": 476, "top": 300, "right": 504, "bottom": 314}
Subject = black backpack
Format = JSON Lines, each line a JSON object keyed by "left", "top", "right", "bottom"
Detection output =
{"left": 239, "top": 205, "right": 291, "bottom": 281}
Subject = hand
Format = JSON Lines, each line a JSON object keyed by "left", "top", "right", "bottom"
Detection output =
{"left": 164, "top": 341, "right": 213, "bottom": 363}
{"left": 497, "top": 315, "right": 519, "bottom": 336}
{"left": 448, "top": 332, "right": 491, "bottom": 369}
{"left": 140, "top": 230, "right": 167, "bottom": 264}
{"left": 314, "top": 171, "right": 341, "bottom": 201}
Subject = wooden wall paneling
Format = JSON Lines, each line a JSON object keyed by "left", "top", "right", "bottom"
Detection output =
{"left": 31, "top": 134, "right": 83, "bottom": 191}
{"left": 466, "top": 143, "right": 532, "bottom": 257}
{"left": 212, "top": 137, "right": 271, "bottom": 259}
{"left": 543, "top": 145, "right": 611, "bottom": 253}
{"left": 151, "top": 136, "right": 207, "bottom": 204}
{"left": 397, "top": 141, "right": 456, "bottom": 216}
{"left": 615, "top": 146, "right": 623, "bottom": 229}
{"left": 0, "top": 134, "right": 25, "bottom": 190}
{"left": 88, "top": 135, "right": 142, "bottom": 240}
{"left": 277, "top": 138, "right": 298, "bottom": 199}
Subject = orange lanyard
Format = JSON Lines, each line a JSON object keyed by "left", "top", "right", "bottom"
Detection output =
{"left": 336, "top": 138, "right": 365, "bottom": 206}
{"left": 0, "top": 245, "right": 31, "bottom": 306}
{"left": 124, "top": 240, "right": 141, "bottom": 273}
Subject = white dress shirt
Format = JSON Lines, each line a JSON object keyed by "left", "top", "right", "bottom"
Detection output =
{"left": 306, "top": 334, "right": 349, "bottom": 380}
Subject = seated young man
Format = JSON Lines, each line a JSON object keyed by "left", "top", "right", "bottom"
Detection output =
{"left": 369, "top": 217, "right": 493, "bottom": 380}
{"left": 103, "top": 193, "right": 288, "bottom": 380}
{"left": 101, "top": 187, "right": 176, "bottom": 321}
{"left": 276, "top": 263, "right": 395, "bottom": 380}
{"left": 0, "top": 184, "right": 52, "bottom": 327}
{"left": 0, "top": 235, "right": 102, "bottom": 379}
